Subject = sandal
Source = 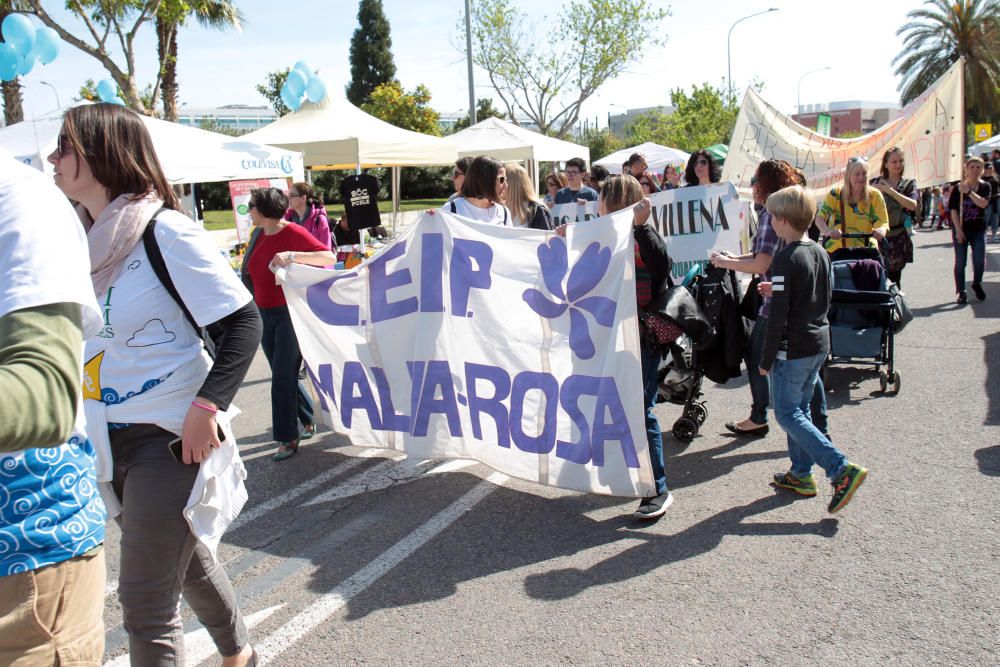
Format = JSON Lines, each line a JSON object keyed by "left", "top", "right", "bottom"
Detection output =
{"left": 272, "top": 440, "right": 299, "bottom": 461}
{"left": 300, "top": 423, "right": 317, "bottom": 440}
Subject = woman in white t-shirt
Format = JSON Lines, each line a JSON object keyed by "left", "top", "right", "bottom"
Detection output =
{"left": 48, "top": 104, "right": 261, "bottom": 667}
{"left": 442, "top": 155, "right": 513, "bottom": 225}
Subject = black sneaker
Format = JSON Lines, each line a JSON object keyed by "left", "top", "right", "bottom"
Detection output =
{"left": 634, "top": 491, "right": 673, "bottom": 519}
{"left": 972, "top": 283, "right": 986, "bottom": 301}
{"left": 957, "top": 291, "right": 968, "bottom": 304}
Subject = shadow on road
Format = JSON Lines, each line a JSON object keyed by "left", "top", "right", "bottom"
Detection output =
{"left": 823, "top": 366, "right": 887, "bottom": 408}
{"left": 975, "top": 446, "right": 1000, "bottom": 476}
{"left": 665, "top": 439, "right": 787, "bottom": 490}
{"left": 521, "top": 493, "right": 838, "bottom": 601}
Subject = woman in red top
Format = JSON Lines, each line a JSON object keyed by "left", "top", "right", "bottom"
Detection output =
{"left": 246, "top": 187, "right": 336, "bottom": 460}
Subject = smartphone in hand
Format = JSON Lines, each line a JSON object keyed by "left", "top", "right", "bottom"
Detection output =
{"left": 167, "top": 424, "right": 226, "bottom": 464}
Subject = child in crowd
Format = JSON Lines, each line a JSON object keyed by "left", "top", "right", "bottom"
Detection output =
{"left": 759, "top": 185, "right": 868, "bottom": 513}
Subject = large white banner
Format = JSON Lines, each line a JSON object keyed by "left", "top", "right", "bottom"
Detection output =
{"left": 722, "top": 59, "right": 965, "bottom": 196}
{"left": 549, "top": 182, "right": 751, "bottom": 280}
{"left": 279, "top": 210, "right": 656, "bottom": 498}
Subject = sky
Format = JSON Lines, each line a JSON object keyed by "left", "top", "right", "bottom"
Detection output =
{"left": 14, "top": 0, "right": 918, "bottom": 127}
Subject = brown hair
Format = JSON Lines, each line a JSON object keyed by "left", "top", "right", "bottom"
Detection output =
{"left": 599, "top": 174, "right": 643, "bottom": 213}
{"left": 60, "top": 103, "right": 179, "bottom": 209}
{"left": 879, "top": 146, "right": 905, "bottom": 179}
{"left": 460, "top": 155, "right": 505, "bottom": 202}
{"left": 753, "top": 159, "right": 799, "bottom": 202}
{"left": 545, "top": 171, "right": 567, "bottom": 189}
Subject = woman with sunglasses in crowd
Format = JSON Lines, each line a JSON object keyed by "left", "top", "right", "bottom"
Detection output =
{"left": 48, "top": 103, "right": 261, "bottom": 666}
{"left": 285, "top": 181, "right": 332, "bottom": 250}
{"left": 814, "top": 156, "right": 888, "bottom": 254}
{"left": 543, "top": 171, "right": 567, "bottom": 208}
{"left": 870, "top": 147, "right": 918, "bottom": 286}
{"left": 246, "top": 188, "right": 336, "bottom": 461}
{"left": 638, "top": 171, "right": 661, "bottom": 195}
{"left": 442, "top": 155, "right": 512, "bottom": 225}
{"left": 683, "top": 150, "right": 721, "bottom": 187}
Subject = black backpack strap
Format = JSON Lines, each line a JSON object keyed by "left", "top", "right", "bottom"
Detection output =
{"left": 449, "top": 200, "right": 457, "bottom": 214}
{"left": 142, "top": 209, "right": 202, "bottom": 340}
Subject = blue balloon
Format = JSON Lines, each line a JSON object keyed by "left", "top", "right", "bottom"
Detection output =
{"left": 34, "top": 26, "right": 59, "bottom": 65}
{"left": 305, "top": 76, "right": 326, "bottom": 103}
{"left": 293, "top": 60, "right": 313, "bottom": 77}
{"left": 15, "top": 51, "right": 35, "bottom": 77}
{"left": 96, "top": 79, "right": 117, "bottom": 102}
{"left": 2, "top": 14, "right": 35, "bottom": 56}
{"left": 280, "top": 84, "right": 300, "bottom": 112}
{"left": 0, "top": 44, "right": 17, "bottom": 82}
{"left": 110, "top": 96, "right": 126, "bottom": 106}
{"left": 285, "top": 69, "right": 307, "bottom": 97}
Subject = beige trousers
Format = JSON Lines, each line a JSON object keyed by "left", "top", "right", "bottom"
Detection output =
{"left": 0, "top": 548, "right": 106, "bottom": 666}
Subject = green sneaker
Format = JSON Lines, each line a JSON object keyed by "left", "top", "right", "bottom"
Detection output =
{"left": 272, "top": 440, "right": 299, "bottom": 462}
{"left": 771, "top": 471, "right": 818, "bottom": 497}
{"left": 828, "top": 463, "right": 868, "bottom": 513}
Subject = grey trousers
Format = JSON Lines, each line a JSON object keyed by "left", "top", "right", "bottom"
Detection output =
{"left": 110, "top": 424, "right": 247, "bottom": 666}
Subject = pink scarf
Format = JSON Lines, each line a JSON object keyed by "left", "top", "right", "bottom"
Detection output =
{"left": 83, "top": 193, "right": 163, "bottom": 298}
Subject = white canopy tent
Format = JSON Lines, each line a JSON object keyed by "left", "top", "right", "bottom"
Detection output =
{"left": 449, "top": 117, "right": 590, "bottom": 187}
{"left": 970, "top": 133, "right": 1000, "bottom": 155}
{"left": 0, "top": 107, "right": 305, "bottom": 184}
{"left": 593, "top": 142, "right": 690, "bottom": 176}
{"left": 244, "top": 96, "right": 458, "bottom": 231}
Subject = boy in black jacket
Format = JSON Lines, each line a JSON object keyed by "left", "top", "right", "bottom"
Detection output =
{"left": 759, "top": 186, "right": 867, "bottom": 513}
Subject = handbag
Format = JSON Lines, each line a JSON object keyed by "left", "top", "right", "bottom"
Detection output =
{"left": 739, "top": 275, "right": 762, "bottom": 321}
{"left": 888, "top": 283, "right": 913, "bottom": 333}
{"left": 638, "top": 309, "right": 684, "bottom": 346}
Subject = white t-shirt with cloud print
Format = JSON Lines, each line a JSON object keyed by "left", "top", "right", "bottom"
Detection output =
{"left": 84, "top": 209, "right": 251, "bottom": 413}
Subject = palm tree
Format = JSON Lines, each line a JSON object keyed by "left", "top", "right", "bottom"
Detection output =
{"left": 893, "top": 0, "right": 1000, "bottom": 127}
{"left": 156, "top": 0, "right": 244, "bottom": 121}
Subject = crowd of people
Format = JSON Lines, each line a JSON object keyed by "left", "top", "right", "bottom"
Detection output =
{"left": 0, "top": 101, "right": 994, "bottom": 665}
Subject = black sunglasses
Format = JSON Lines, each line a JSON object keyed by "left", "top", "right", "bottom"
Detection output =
{"left": 56, "top": 134, "right": 72, "bottom": 157}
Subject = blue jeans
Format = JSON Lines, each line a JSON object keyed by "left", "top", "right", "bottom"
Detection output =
{"left": 260, "top": 305, "right": 314, "bottom": 442}
{"left": 770, "top": 351, "right": 847, "bottom": 480}
{"left": 746, "top": 316, "right": 827, "bottom": 433}
{"left": 641, "top": 343, "right": 668, "bottom": 495}
{"left": 953, "top": 227, "right": 986, "bottom": 292}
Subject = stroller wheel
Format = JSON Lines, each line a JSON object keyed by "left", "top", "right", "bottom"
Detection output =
{"left": 672, "top": 416, "right": 698, "bottom": 443}
{"left": 890, "top": 371, "right": 901, "bottom": 394}
{"left": 879, "top": 370, "right": 888, "bottom": 392}
{"left": 689, "top": 403, "right": 708, "bottom": 425}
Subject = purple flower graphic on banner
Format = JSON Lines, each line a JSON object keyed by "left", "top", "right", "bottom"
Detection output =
{"left": 522, "top": 236, "right": 616, "bottom": 359}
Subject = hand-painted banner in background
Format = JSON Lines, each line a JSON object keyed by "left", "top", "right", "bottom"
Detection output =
{"left": 279, "top": 210, "right": 656, "bottom": 498}
{"left": 549, "top": 182, "right": 751, "bottom": 280}
{"left": 722, "top": 58, "right": 965, "bottom": 196}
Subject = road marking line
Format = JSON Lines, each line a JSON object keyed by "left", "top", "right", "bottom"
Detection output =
{"left": 105, "top": 448, "right": 392, "bottom": 599}
{"left": 103, "top": 603, "right": 285, "bottom": 667}
{"left": 254, "top": 471, "right": 508, "bottom": 664}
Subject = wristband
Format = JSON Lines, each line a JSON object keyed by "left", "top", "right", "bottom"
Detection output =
{"left": 191, "top": 400, "right": 218, "bottom": 414}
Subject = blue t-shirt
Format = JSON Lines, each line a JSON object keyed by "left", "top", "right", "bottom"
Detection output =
{"left": 554, "top": 186, "right": 598, "bottom": 205}
{"left": 0, "top": 437, "right": 105, "bottom": 575}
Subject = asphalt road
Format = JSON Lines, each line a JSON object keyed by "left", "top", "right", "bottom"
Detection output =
{"left": 100, "top": 226, "right": 999, "bottom": 665}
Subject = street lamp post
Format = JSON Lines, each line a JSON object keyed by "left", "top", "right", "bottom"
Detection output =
{"left": 464, "top": 0, "right": 477, "bottom": 126}
{"left": 38, "top": 80, "right": 61, "bottom": 110}
{"left": 797, "top": 67, "right": 832, "bottom": 116}
{"left": 727, "top": 8, "right": 779, "bottom": 100}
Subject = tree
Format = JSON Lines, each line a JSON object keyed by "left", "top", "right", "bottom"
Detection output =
{"left": 578, "top": 126, "right": 624, "bottom": 162}
{"left": 1, "top": 2, "right": 23, "bottom": 124}
{"left": 198, "top": 117, "right": 246, "bottom": 136}
{"left": 256, "top": 68, "right": 290, "bottom": 116}
{"left": 25, "top": 0, "right": 162, "bottom": 113}
{"left": 625, "top": 83, "right": 743, "bottom": 153}
{"left": 466, "top": 0, "right": 667, "bottom": 138}
{"left": 894, "top": 0, "right": 1000, "bottom": 128}
{"left": 451, "top": 97, "right": 506, "bottom": 132}
{"left": 361, "top": 81, "right": 441, "bottom": 136}
{"left": 346, "top": 0, "right": 396, "bottom": 106}
{"left": 156, "top": 0, "right": 244, "bottom": 121}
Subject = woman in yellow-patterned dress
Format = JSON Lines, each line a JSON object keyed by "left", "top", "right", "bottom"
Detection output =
{"left": 814, "top": 156, "right": 889, "bottom": 255}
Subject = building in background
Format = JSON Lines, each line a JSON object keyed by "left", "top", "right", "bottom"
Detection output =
{"left": 176, "top": 104, "right": 276, "bottom": 132}
{"left": 608, "top": 106, "right": 675, "bottom": 138}
{"left": 792, "top": 101, "right": 901, "bottom": 137}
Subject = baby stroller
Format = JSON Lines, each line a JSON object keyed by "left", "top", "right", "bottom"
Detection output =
{"left": 826, "top": 233, "right": 900, "bottom": 393}
{"left": 653, "top": 266, "right": 718, "bottom": 443}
